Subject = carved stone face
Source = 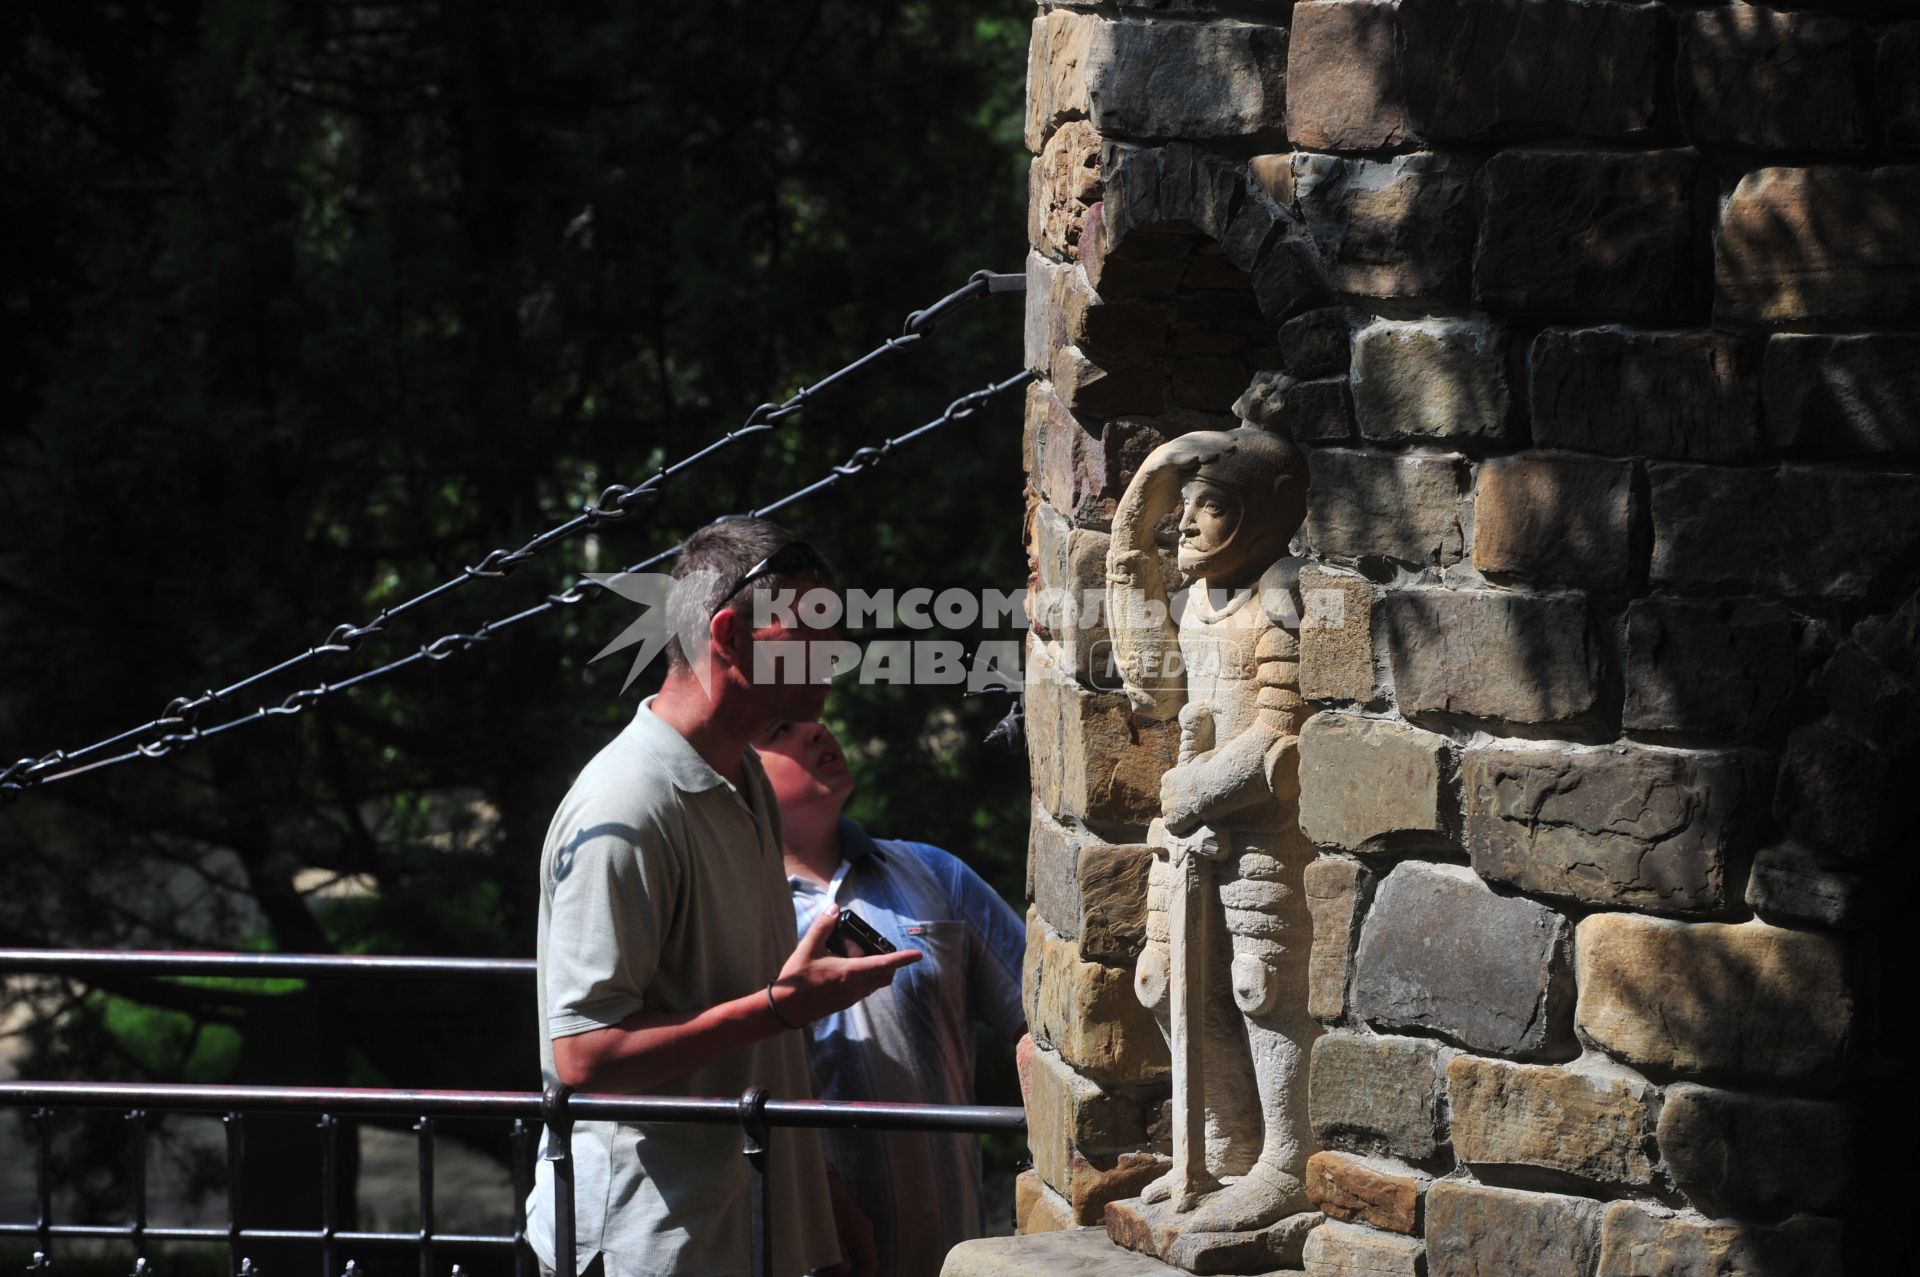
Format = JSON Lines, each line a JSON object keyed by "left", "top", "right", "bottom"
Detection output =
{"left": 1179, "top": 478, "right": 1250, "bottom": 579}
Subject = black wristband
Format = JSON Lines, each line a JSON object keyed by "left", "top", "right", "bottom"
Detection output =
{"left": 765, "top": 981, "right": 803, "bottom": 1031}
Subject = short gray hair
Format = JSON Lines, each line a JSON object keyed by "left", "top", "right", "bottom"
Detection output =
{"left": 664, "top": 518, "right": 831, "bottom": 669}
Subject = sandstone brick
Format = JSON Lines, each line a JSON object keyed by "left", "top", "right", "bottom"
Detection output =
{"left": 1657, "top": 1084, "right": 1849, "bottom": 1220}
{"left": 1029, "top": 809, "right": 1153, "bottom": 960}
{"left": 1024, "top": 915, "right": 1171, "bottom": 1085}
{"left": 1099, "top": 142, "right": 1245, "bottom": 263}
{"left": 1025, "top": 252, "right": 1068, "bottom": 376}
{"left": 1400, "top": 0, "right": 1664, "bottom": 142}
{"left": 1716, "top": 165, "right": 1920, "bottom": 326}
{"left": 1352, "top": 861, "right": 1575, "bottom": 1059}
{"left": 1624, "top": 599, "right": 1796, "bottom": 739}
{"left": 1031, "top": 505, "right": 1120, "bottom": 684}
{"left": 1882, "top": 24, "right": 1920, "bottom": 150}
{"left": 1086, "top": 21, "right": 1288, "bottom": 142}
{"left": 1764, "top": 333, "right": 1920, "bottom": 454}
{"left": 1280, "top": 307, "right": 1353, "bottom": 380}
{"left": 1105, "top": 1201, "right": 1320, "bottom": 1273}
{"left": 1472, "top": 453, "right": 1635, "bottom": 592}
{"left": 1477, "top": 149, "right": 1700, "bottom": 321}
{"left": 1816, "top": 631, "right": 1920, "bottom": 747}
{"left": 1352, "top": 318, "right": 1509, "bottom": 442}
{"left": 1309, "top": 1032, "right": 1449, "bottom": 1162}
{"left": 1062, "top": 1151, "right": 1167, "bottom": 1226}
{"left": 1025, "top": 9, "right": 1096, "bottom": 153}
{"left": 1574, "top": 915, "right": 1852, "bottom": 1083}
{"left": 944, "top": 1229, "right": 1178, "bottom": 1277}
{"left": 1013, "top": 1170, "right": 1074, "bottom": 1235}
{"left": 1447, "top": 1055, "right": 1656, "bottom": 1187}
{"left": 1026, "top": 1044, "right": 1152, "bottom": 1197}
{"left": 1648, "top": 463, "right": 1920, "bottom": 602}
{"left": 1286, "top": 0, "right": 1412, "bottom": 152}
{"left": 1746, "top": 845, "right": 1866, "bottom": 930}
{"left": 1033, "top": 400, "right": 1173, "bottom": 529}
{"left": 1678, "top": 6, "right": 1866, "bottom": 153}
{"left": 1283, "top": 376, "right": 1352, "bottom": 444}
{"left": 1462, "top": 745, "right": 1759, "bottom": 915}
{"left": 1596, "top": 1201, "right": 1845, "bottom": 1277}
{"left": 1025, "top": 640, "right": 1179, "bottom": 830}
{"left": 1298, "top": 714, "right": 1452, "bottom": 851}
{"left": 1305, "top": 451, "right": 1466, "bottom": 567}
{"left": 1051, "top": 344, "right": 1167, "bottom": 421}
{"left": 1299, "top": 566, "right": 1377, "bottom": 704}
{"left": 1306, "top": 1151, "right": 1428, "bottom": 1235}
{"left": 1303, "top": 1219, "right": 1426, "bottom": 1277}
{"left": 1031, "top": 121, "right": 1103, "bottom": 260}
{"left": 1426, "top": 1181, "right": 1605, "bottom": 1277}
{"left": 1531, "top": 328, "right": 1760, "bottom": 464}
{"left": 1380, "top": 589, "right": 1606, "bottom": 727}
{"left": 1773, "top": 720, "right": 1887, "bottom": 864}
{"left": 1304, "top": 856, "right": 1368, "bottom": 1022}
{"left": 1293, "top": 153, "right": 1477, "bottom": 302}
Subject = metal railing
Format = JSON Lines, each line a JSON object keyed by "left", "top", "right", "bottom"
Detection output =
{"left": 1, "top": 952, "right": 1027, "bottom": 1277}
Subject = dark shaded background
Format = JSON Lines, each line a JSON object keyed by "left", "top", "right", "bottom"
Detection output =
{"left": 0, "top": 0, "right": 1034, "bottom": 1249}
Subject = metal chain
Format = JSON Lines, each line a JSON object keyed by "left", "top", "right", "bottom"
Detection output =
{"left": 4, "top": 370, "right": 1034, "bottom": 796}
{"left": 0, "top": 271, "right": 1023, "bottom": 798}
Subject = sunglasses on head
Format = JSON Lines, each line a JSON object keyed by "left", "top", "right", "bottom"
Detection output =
{"left": 711, "top": 540, "right": 830, "bottom": 615}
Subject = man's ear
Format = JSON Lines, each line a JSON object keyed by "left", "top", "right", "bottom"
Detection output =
{"left": 707, "top": 605, "right": 747, "bottom": 672}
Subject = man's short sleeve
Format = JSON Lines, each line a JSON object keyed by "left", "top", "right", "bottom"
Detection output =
{"left": 543, "top": 819, "right": 676, "bottom": 1038}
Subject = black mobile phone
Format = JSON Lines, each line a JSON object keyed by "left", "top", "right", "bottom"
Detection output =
{"left": 827, "top": 908, "right": 896, "bottom": 959}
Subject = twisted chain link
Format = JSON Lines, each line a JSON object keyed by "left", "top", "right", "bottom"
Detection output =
{"left": 4, "top": 370, "right": 1033, "bottom": 796}
{"left": 1, "top": 272, "right": 1022, "bottom": 799}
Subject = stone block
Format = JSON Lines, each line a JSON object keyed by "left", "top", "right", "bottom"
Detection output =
{"left": 1351, "top": 861, "right": 1575, "bottom": 1059}
{"left": 1051, "top": 344, "right": 1167, "bottom": 421}
{"left": 1032, "top": 120, "right": 1103, "bottom": 260}
{"left": 1426, "top": 1181, "right": 1605, "bottom": 1277}
{"left": 1029, "top": 809, "right": 1152, "bottom": 960}
{"left": 1026, "top": 252, "right": 1068, "bottom": 376}
{"left": 1462, "top": 745, "right": 1759, "bottom": 915}
{"left": 1280, "top": 307, "right": 1352, "bottom": 379}
{"left": 1574, "top": 915, "right": 1852, "bottom": 1083}
{"left": 1472, "top": 453, "right": 1635, "bottom": 592}
{"left": 1026, "top": 1045, "right": 1141, "bottom": 1194}
{"left": 1086, "top": 21, "right": 1288, "bottom": 142}
{"left": 1285, "top": 376, "right": 1353, "bottom": 444}
{"left": 1623, "top": 599, "right": 1795, "bottom": 739}
{"left": 1649, "top": 463, "right": 1920, "bottom": 602}
{"left": 1306, "top": 1152, "right": 1428, "bottom": 1235}
{"left": 1299, "top": 566, "right": 1377, "bottom": 704}
{"left": 1303, "top": 1219, "right": 1426, "bottom": 1277}
{"left": 1294, "top": 153, "right": 1477, "bottom": 302}
{"left": 1595, "top": 1201, "right": 1845, "bottom": 1277}
{"left": 1531, "top": 328, "right": 1760, "bottom": 464}
{"left": 1400, "top": 0, "right": 1663, "bottom": 142}
{"left": 1882, "top": 24, "right": 1920, "bottom": 150}
{"left": 1380, "top": 589, "right": 1606, "bottom": 728}
{"left": 1286, "top": 0, "right": 1412, "bottom": 152}
{"left": 1746, "top": 845, "right": 1866, "bottom": 930}
{"left": 1716, "top": 165, "right": 1920, "bottom": 326}
{"left": 1352, "top": 318, "right": 1508, "bottom": 442}
{"left": 1299, "top": 714, "right": 1453, "bottom": 851}
{"left": 1773, "top": 721, "right": 1888, "bottom": 864}
{"left": 1678, "top": 6, "right": 1866, "bottom": 153}
{"left": 1025, "top": 9, "right": 1096, "bottom": 154}
{"left": 1447, "top": 1055, "right": 1656, "bottom": 1187}
{"left": 1657, "top": 1084, "right": 1849, "bottom": 1220}
{"left": 1477, "top": 149, "right": 1700, "bottom": 321}
{"left": 1305, "top": 451, "right": 1466, "bottom": 567}
{"left": 1013, "top": 1170, "right": 1074, "bottom": 1235}
{"left": 1764, "top": 333, "right": 1920, "bottom": 454}
{"left": 1031, "top": 505, "right": 1117, "bottom": 683}
{"left": 1024, "top": 916, "right": 1170, "bottom": 1085}
{"left": 1026, "top": 640, "right": 1180, "bottom": 830}
{"left": 1305, "top": 856, "right": 1368, "bottom": 1022}
{"left": 1309, "top": 1032, "right": 1449, "bottom": 1162}
{"left": 943, "top": 1228, "right": 1178, "bottom": 1277}
{"left": 1105, "top": 1198, "right": 1320, "bottom": 1273}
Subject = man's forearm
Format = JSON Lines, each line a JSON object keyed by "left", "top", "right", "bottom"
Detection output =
{"left": 553, "top": 984, "right": 796, "bottom": 1093}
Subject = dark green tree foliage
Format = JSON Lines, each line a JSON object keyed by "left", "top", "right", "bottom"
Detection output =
{"left": 0, "top": 0, "right": 1032, "bottom": 1234}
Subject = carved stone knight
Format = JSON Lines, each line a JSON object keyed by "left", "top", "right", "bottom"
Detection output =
{"left": 1103, "top": 390, "right": 1318, "bottom": 1259}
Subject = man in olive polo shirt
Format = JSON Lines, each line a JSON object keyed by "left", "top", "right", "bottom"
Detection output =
{"left": 527, "top": 519, "right": 918, "bottom": 1277}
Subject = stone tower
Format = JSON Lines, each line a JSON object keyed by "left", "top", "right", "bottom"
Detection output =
{"left": 955, "top": 2, "right": 1912, "bottom": 1274}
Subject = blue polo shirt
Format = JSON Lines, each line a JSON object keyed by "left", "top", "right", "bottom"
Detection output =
{"left": 788, "top": 820, "right": 1026, "bottom": 1277}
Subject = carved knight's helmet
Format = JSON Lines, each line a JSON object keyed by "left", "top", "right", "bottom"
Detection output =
{"left": 1183, "top": 396, "right": 1307, "bottom": 578}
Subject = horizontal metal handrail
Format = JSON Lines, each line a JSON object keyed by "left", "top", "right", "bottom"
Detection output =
{"left": 0, "top": 948, "right": 534, "bottom": 979}
{"left": 0, "top": 1081, "right": 1025, "bottom": 1133}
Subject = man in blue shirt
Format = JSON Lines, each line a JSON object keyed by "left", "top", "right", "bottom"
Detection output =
{"left": 755, "top": 716, "right": 1030, "bottom": 1277}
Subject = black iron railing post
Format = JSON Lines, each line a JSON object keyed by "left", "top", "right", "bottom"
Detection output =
{"left": 414, "top": 1116, "right": 435, "bottom": 1277}
{"left": 510, "top": 1119, "right": 534, "bottom": 1277}
{"left": 737, "top": 1087, "right": 771, "bottom": 1277}
{"left": 540, "top": 1083, "right": 576, "bottom": 1277}
{"left": 223, "top": 1112, "right": 246, "bottom": 1277}
{"left": 318, "top": 1115, "right": 338, "bottom": 1277}
{"left": 126, "top": 1110, "right": 147, "bottom": 1271}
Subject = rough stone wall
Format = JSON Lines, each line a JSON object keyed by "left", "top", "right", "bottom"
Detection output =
{"left": 1016, "top": 2, "right": 1913, "bottom": 1273}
